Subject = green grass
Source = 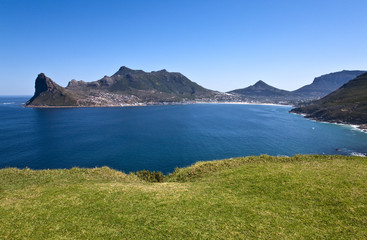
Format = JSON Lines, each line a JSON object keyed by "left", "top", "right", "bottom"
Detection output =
{"left": 1, "top": 155, "right": 367, "bottom": 239}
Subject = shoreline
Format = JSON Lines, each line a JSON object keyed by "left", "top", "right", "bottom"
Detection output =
{"left": 24, "top": 101, "right": 294, "bottom": 109}
{"left": 319, "top": 121, "right": 367, "bottom": 133}
{"left": 290, "top": 112, "right": 367, "bottom": 133}
{"left": 195, "top": 101, "right": 294, "bottom": 107}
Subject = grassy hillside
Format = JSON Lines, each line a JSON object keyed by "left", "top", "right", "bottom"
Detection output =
{"left": 1, "top": 155, "right": 367, "bottom": 239}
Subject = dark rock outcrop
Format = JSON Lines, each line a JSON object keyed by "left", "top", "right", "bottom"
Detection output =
{"left": 28, "top": 73, "right": 56, "bottom": 100}
{"left": 26, "top": 74, "right": 78, "bottom": 107}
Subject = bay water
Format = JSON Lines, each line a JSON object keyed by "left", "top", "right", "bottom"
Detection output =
{"left": 1, "top": 96, "right": 366, "bottom": 173}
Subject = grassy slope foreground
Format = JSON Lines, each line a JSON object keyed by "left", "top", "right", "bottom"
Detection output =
{"left": 1, "top": 155, "right": 367, "bottom": 239}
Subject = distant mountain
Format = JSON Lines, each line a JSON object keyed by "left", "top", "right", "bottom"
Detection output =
{"left": 291, "top": 73, "right": 367, "bottom": 126}
{"left": 26, "top": 67, "right": 222, "bottom": 107}
{"left": 228, "top": 80, "right": 290, "bottom": 97}
{"left": 227, "top": 80, "right": 294, "bottom": 104}
{"left": 293, "top": 70, "right": 366, "bottom": 99}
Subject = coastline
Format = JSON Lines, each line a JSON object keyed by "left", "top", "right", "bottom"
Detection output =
{"left": 24, "top": 101, "right": 294, "bottom": 109}
{"left": 290, "top": 111, "right": 367, "bottom": 133}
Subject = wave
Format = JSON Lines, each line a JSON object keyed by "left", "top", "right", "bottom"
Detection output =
{"left": 1, "top": 102, "right": 16, "bottom": 105}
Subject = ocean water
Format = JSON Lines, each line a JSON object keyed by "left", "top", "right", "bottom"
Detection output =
{"left": 1, "top": 96, "right": 366, "bottom": 173}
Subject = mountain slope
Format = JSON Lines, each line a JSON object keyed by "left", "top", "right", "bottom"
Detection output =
{"left": 291, "top": 73, "right": 367, "bottom": 125}
{"left": 293, "top": 70, "right": 366, "bottom": 99}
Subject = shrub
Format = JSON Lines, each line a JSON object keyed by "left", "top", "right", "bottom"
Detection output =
{"left": 135, "top": 170, "right": 165, "bottom": 182}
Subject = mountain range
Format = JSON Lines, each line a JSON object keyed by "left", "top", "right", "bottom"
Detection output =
{"left": 227, "top": 70, "right": 366, "bottom": 104}
{"left": 26, "top": 67, "right": 227, "bottom": 107}
{"left": 26, "top": 67, "right": 366, "bottom": 112}
{"left": 66, "top": 66, "right": 216, "bottom": 101}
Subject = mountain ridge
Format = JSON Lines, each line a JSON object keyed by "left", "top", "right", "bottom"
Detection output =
{"left": 293, "top": 70, "right": 366, "bottom": 99}
{"left": 291, "top": 72, "right": 367, "bottom": 128}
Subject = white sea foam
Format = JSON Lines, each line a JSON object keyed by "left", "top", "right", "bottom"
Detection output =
{"left": 351, "top": 152, "right": 366, "bottom": 157}
{"left": 313, "top": 120, "right": 367, "bottom": 134}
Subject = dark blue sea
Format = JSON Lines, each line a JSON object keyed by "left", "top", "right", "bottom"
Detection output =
{"left": 1, "top": 96, "right": 366, "bottom": 173}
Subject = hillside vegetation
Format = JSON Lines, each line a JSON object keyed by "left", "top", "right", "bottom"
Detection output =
{"left": 1, "top": 155, "right": 367, "bottom": 239}
{"left": 292, "top": 73, "right": 367, "bottom": 125}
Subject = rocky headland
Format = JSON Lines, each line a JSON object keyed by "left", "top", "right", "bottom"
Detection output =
{"left": 291, "top": 72, "right": 367, "bottom": 130}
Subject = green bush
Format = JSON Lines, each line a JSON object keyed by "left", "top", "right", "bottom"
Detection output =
{"left": 135, "top": 170, "right": 165, "bottom": 182}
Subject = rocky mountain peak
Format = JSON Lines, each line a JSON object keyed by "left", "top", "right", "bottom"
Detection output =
{"left": 118, "top": 66, "right": 131, "bottom": 71}
{"left": 67, "top": 79, "right": 87, "bottom": 88}
{"left": 25, "top": 73, "right": 67, "bottom": 106}
{"left": 34, "top": 73, "right": 57, "bottom": 97}
{"left": 115, "top": 66, "right": 133, "bottom": 74}
{"left": 253, "top": 80, "right": 267, "bottom": 87}
{"left": 112, "top": 66, "right": 143, "bottom": 77}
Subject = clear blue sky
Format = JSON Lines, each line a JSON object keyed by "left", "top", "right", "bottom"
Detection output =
{"left": 1, "top": 0, "right": 366, "bottom": 95}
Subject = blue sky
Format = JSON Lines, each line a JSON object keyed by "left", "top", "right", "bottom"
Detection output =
{"left": 1, "top": 0, "right": 366, "bottom": 95}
